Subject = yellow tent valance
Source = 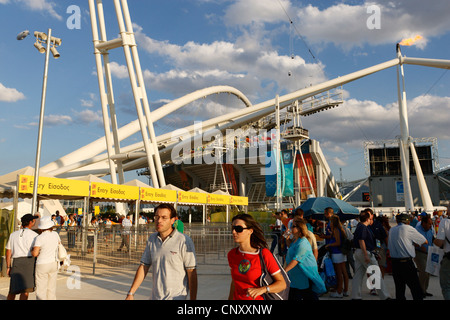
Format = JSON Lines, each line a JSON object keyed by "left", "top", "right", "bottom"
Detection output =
{"left": 140, "top": 187, "right": 177, "bottom": 203}
{"left": 16, "top": 174, "right": 247, "bottom": 206}
{"left": 177, "top": 191, "right": 207, "bottom": 204}
{"left": 18, "top": 175, "right": 90, "bottom": 197}
{"left": 230, "top": 195, "right": 248, "bottom": 206}
{"left": 207, "top": 194, "right": 231, "bottom": 205}
{"left": 90, "top": 182, "right": 139, "bottom": 201}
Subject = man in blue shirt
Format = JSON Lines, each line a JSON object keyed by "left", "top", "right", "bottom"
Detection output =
{"left": 351, "top": 210, "right": 391, "bottom": 300}
{"left": 415, "top": 215, "right": 434, "bottom": 298}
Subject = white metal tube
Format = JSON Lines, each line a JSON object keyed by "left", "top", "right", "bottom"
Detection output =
{"left": 402, "top": 56, "right": 450, "bottom": 69}
{"left": 113, "top": 0, "right": 159, "bottom": 187}
{"left": 89, "top": 0, "right": 119, "bottom": 184}
{"left": 121, "top": 0, "right": 166, "bottom": 186}
{"left": 95, "top": 37, "right": 123, "bottom": 51}
{"left": 399, "top": 139, "right": 414, "bottom": 211}
{"left": 97, "top": 0, "right": 125, "bottom": 184}
{"left": 409, "top": 141, "right": 434, "bottom": 212}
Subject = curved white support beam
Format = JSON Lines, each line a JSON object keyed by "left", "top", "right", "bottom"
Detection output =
{"left": 41, "top": 85, "right": 251, "bottom": 175}
{"left": 41, "top": 55, "right": 450, "bottom": 180}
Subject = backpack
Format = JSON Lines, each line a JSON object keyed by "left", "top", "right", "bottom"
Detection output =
{"left": 340, "top": 238, "right": 353, "bottom": 255}
{"left": 258, "top": 248, "right": 291, "bottom": 300}
{"left": 341, "top": 227, "right": 354, "bottom": 255}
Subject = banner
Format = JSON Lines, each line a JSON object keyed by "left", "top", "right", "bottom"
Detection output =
{"left": 18, "top": 175, "right": 89, "bottom": 197}
{"left": 140, "top": 187, "right": 177, "bottom": 203}
{"left": 230, "top": 196, "right": 248, "bottom": 206}
{"left": 207, "top": 193, "right": 231, "bottom": 205}
{"left": 265, "top": 150, "right": 277, "bottom": 197}
{"left": 177, "top": 191, "right": 207, "bottom": 204}
{"left": 90, "top": 182, "right": 139, "bottom": 200}
{"left": 282, "top": 150, "right": 294, "bottom": 197}
{"left": 296, "top": 153, "right": 317, "bottom": 200}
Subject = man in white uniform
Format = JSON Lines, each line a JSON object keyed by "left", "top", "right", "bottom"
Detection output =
{"left": 5, "top": 214, "right": 38, "bottom": 300}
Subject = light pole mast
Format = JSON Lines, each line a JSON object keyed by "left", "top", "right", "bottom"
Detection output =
{"left": 18, "top": 28, "right": 61, "bottom": 216}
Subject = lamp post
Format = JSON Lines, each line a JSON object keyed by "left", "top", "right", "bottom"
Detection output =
{"left": 18, "top": 29, "right": 61, "bottom": 216}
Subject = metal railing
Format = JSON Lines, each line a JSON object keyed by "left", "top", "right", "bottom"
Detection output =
{"left": 59, "top": 223, "right": 280, "bottom": 276}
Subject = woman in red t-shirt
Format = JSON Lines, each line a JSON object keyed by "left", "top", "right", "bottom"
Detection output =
{"left": 228, "top": 214, "right": 286, "bottom": 300}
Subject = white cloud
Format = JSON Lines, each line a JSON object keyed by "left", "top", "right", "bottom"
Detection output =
{"left": 294, "top": 1, "right": 450, "bottom": 50}
{"left": 44, "top": 114, "right": 72, "bottom": 126}
{"left": 223, "top": 0, "right": 290, "bottom": 26}
{"left": 303, "top": 94, "right": 450, "bottom": 150}
{"left": 14, "top": 0, "right": 62, "bottom": 20}
{"left": 73, "top": 109, "right": 103, "bottom": 125}
{"left": 0, "top": 82, "right": 25, "bottom": 102}
{"left": 81, "top": 99, "right": 94, "bottom": 108}
{"left": 134, "top": 24, "right": 326, "bottom": 100}
{"left": 26, "top": 114, "right": 72, "bottom": 127}
{"left": 109, "top": 61, "right": 129, "bottom": 79}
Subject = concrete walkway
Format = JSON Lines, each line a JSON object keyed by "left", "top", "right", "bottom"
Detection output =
{"left": 0, "top": 261, "right": 444, "bottom": 300}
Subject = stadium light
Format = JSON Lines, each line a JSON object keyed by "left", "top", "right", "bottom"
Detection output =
{"left": 17, "top": 28, "right": 62, "bottom": 216}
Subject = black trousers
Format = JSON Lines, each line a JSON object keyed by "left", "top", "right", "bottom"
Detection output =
{"left": 288, "top": 286, "right": 318, "bottom": 301}
{"left": 391, "top": 258, "right": 423, "bottom": 300}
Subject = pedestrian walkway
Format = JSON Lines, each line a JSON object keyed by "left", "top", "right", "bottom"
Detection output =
{"left": 0, "top": 260, "right": 444, "bottom": 300}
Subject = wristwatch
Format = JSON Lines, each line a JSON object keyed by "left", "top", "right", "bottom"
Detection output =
{"left": 266, "top": 286, "right": 270, "bottom": 293}
{"left": 127, "top": 291, "right": 134, "bottom": 296}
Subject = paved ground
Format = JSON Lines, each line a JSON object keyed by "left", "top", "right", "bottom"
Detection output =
{"left": 0, "top": 259, "right": 444, "bottom": 301}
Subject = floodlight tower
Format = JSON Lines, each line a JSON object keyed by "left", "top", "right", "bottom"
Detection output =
{"left": 18, "top": 29, "right": 62, "bottom": 215}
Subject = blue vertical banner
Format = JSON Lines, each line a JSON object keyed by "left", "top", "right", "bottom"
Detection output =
{"left": 265, "top": 149, "right": 277, "bottom": 197}
{"left": 282, "top": 150, "right": 294, "bottom": 197}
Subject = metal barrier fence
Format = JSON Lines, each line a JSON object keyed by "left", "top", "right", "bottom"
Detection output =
{"left": 59, "top": 223, "right": 280, "bottom": 276}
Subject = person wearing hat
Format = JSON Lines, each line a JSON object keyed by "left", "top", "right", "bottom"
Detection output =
{"left": 31, "top": 216, "right": 61, "bottom": 300}
{"left": 388, "top": 213, "right": 427, "bottom": 300}
{"left": 5, "top": 214, "right": 39, "bottom": 300}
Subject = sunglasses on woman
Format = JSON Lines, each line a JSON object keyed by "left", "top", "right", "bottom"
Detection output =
{"left": 232, "top": 225, "right": 250, "bottom": 233}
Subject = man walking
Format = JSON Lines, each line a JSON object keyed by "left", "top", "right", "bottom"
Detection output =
{"left": 434, "top": 216, "right": 450, "bottom": 300}
{"left": 5, "top": 214, "right": 39, "bottom": 300}
{"left": 126, "top": 204, "right": 197, "bottom": 300}
{"left": 414, "top": 215, "right": 434, "bottom": 297}
{"left": 118, "top": 213, "right": 132, "bottom": 252}
{"left": 351, "top": 210, "right": 391, "bottom": 300}
{"left": 388, "top": 213, "right": 427, "bottom": 300}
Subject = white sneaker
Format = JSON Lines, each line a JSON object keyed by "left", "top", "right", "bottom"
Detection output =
{"left": 330, "top": 292, "right": 343, "bottom": 298}
{"left": 343, "top": 291, "right": 349, "bottom": 297}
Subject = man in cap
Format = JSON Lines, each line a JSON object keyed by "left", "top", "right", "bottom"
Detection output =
{"left": 5, "top": 214, "right": 39, "bottom": 300}
{"left": 388, "top": 213, "right": 427, "bottom": 300}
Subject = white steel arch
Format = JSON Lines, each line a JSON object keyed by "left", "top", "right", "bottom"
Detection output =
{"left": 41, "top": 85, "right": 252, "bottom": 176}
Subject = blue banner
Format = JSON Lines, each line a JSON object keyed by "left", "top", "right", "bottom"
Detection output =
{"left": 265, "top": 150, "right": 277, "bottom": 197}
{"left": 282, "top": 150, "right": 294, "bottom": 197}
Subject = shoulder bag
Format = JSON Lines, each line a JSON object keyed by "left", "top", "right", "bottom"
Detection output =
{"left": 58, "top": 241, "right": 68, "bottom": 261}
{"left": 259, "top": 248, "right": 290, "bottom": 300}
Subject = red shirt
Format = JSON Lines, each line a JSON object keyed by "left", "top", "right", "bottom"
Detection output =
{"left": 228, "top": 247, "right": 281, "bottom": 300}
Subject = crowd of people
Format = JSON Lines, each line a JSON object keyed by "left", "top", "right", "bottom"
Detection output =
{"left": 269, "top": 206, "right": 450, "bottom": 300}
{"left": 4, "top": 203, "right": 450, "bottom": 301}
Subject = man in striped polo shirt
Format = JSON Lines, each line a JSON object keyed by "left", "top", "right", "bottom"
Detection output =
{"left": 126, "top": 203, "right": 197, "bottom": 300}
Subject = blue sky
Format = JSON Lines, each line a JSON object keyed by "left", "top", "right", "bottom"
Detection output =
{"left": 1, "top": 0, "right": 450, "bottom": 185}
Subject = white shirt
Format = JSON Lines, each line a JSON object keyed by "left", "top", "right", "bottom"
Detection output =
{"left": 121, "top": 218, "right": 132, "bottom": 235}
{"left": 34, "top": 231, "right": 61, "bottom": 265}
{"left": 436, "top": 219, "right": 450, "bottom": 253}
{"left": 388, "top": 223, "right": 427, "bottom": 258}
{"left": 6, "top": 228, "right": 38, "bottom": 258}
